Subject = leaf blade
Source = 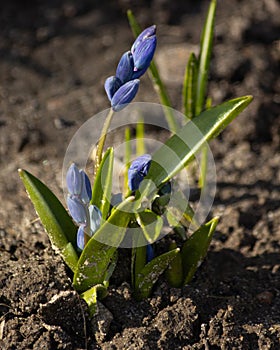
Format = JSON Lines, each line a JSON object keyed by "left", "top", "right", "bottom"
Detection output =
{"left": 18, "top": 169, "right": 78, "bottom": 271}
{"left": 146, "top": 95, "right": 253, "bottom": 188}
{"left": 182, "top": 217, "right": 219, "bottom": 285}
{"left": 134, "top": 248, "right": 180, "bottom": 300}
{"left": 91, "top": 147, "right": 114, "bottom": 219}
{"left": 196, "top": 0, "right": 217, "bottom": 115}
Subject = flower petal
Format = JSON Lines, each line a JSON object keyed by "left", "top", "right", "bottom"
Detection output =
{"left": 111, "top": 79, "right": 140, "bottom": 112}
{"left": 104, "top": 76, "right": 122, "bottom": 101}
{"left": 67, "top": 195, "right": 87, "bottom": 224}
{"left": 116, "top": 51, "right": 134, "bottom": 84}
{"left": 128, "top": 154, "right": 152, "bottom": 191}
{"left": 66, "top": 163, "right": 82, "bottom": 196}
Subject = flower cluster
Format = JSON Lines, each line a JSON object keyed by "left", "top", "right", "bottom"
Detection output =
{"left": 66, "top": 164, "right": 102, "bottom": 250}
{"left": 105, "top": 25, "right": 157, "bottom": 112}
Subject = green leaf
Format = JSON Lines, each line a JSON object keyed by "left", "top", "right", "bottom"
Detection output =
{"left": 134, "top": 248, "right": 180, "bottom": 300}
{"left": 127, "top": 10, "right": 179, "bottom": 133}
{"left": 18, "top": 169, "right": 78, "bottom": 271}
{"left": 136, "top": 118, "right": 145, "bottom": 156}
{"left": 196, "top": 0, "right": 217, "bottom": 115}
{"left": 91, "top": 147, "right": 114, "bottom": 219}
{"left": 182, "top": 217, "right": 219, "bottom": 285}
{"left": 165, "top": 241, "right": 183, "bottom": 288}
{"left": 73, "top": 197, "right": 134, "bottom": 292}
{"left": 80, "top": 284, "right": 108, "bottom": 318}
{"left": 131, "top": 243, "right": 146, "bottom": 289}
{"left": 183, "top": 52, "right": 198, "bottom": 119}
{"left": 136, "top": 209, "right": 163, "bottom": 244}
{"left": 144, "top": 95, "right": 253, "bottom": 192}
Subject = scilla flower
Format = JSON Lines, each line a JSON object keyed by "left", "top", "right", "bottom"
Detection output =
{"left": 128, "top": 154, "right": 152, "bottom": 191}
{"left": 66, "top": 163, "right": 102, "bottom": 250}
{"left": 104, "top": 25, "right": 157, "bottom": 111}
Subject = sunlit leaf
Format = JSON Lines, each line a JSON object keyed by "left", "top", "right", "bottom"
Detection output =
{"left": 80, "top": 284, "right": 108, "bottom": 317}
{"left": 18, "top": 169, "right": 78, "bottom": 271}
{"left": 91, "top": 147, "right": 114, "bottom": 219}
{"left": 196, "top": 0, "right": 217, "bottom": 115}
{"left": 183, "top": 52, "right": 198, "bottom": 119}
{"left": 136, "top": 209, "right": 163, "bottom": 244}
{"left": 182, "top": 217, "right": 219, "bottom": 284}
{"left": 144, "top": 95, "right": 253, "bottom": 194}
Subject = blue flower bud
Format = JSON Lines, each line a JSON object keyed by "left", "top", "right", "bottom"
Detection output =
{"left": 66, "top": 163, "right": 82, "bottom": 196}
{"left": 79, "top": 170, "right": 92, "bottom": 205}
{"left": 111, "top": 79, "right": 140, "bottom": 112}
{"left": 146, "top": 244, "right": 154, "bottom": 263}
{"left": 77, "top": 225, "right": 88, "bottom": 251}
{"left": 128, "top": 154, "right": 152, "bottom": 191}
{"left": 132, "top": 35, "right": 157, "bottom": 79}
{"left": 67, "top": 195, "right": 87, "bottom": 224}
{"left": 131, "top": 25, "right": 157, "bottom": 54}
{"left": 104, "top": 76, "right": 122, "bottom": 102}
{"left": 89, "top": 204, "right": 102, "bottom": 234}
{"left": 116, "top": 51, "right": 134, "bottom": 84}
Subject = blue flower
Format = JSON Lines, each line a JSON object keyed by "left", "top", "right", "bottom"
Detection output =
{"left": 116, "top": 51, "right": 134, "bottom": 84}
{"left": 66, "top": 163, "right": 102, "bottom": 250}
{"left": 79, "top": 170, "right": 92, "bottom": 205}
{"left": 131, "top": 25, "right": 156, "bottom": 53}
{"left": 132, "top": 35, "right": 157, "bottom": 79}
{"left": 67, "top": 195, "right": 88, "bottom": 225}
{"left": 111, "top": 79, "right": 140, "bottom": 112}
{"left": 128, "top": 154, "right": 152, "bottom": 191}
{"left": 66, "top": 163, "right": 82, "bottom": 196}
{"left": 104, "top": 76, "right": 122, "bottom": 102}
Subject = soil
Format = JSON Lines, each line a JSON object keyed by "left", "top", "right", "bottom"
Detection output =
{"left": 0, "top": 0, "right": 280, "bottom": 349}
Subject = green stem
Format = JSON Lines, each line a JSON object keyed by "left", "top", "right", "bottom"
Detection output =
{"left": 94, "top": 108, "right": 114, "bottom": 176}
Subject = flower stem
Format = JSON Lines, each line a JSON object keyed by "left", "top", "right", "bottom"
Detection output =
{"left": 94, "top": 108, "right": 114, "bottom": 177}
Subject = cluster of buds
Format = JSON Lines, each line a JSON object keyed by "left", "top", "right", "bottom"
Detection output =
{"left": 105, "top": 25, "right": 157, "bottom": 112}
{"left": 66, "top": 164, "right": 102, "bottom": 250}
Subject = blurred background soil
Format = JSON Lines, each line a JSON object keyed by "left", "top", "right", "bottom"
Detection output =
{"left": 0, "top": 0, "right": 280, "bottom": 349}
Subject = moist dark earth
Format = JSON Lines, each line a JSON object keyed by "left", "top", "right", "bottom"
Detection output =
{"left": 0, "top": 0, "right": 280, "bottom": 349}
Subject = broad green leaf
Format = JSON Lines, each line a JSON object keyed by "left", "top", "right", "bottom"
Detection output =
{"left": 196, "top": 0, "right": 217, "bottom": 115}
{"left": 127, "top": 10, "right": 179, "bottom": 133}
{"left": 165, "top": 242, "right": 183, "bottom": 288}
{"left": 91, "top": 147, "right": 114, "bottom": 219}
{"left": 136, "top": 209, "right": 163, "bottom": 244}
{"left": 134, "top": 248, "right": 180, "bottom": 300}
{"left": 144, "top": 96, "right": 253, "bottom": 193}
{"left": 182, "top": 217, "right": 219, "bottom": 285}
{"left": 183, "top": 52, "right": 198, "bottom": 119}
{"left": 73, "top": 197, "right": 134, "bottom": 292}
{"left": 18, "top": 169, "right": 78, "bottom": 271}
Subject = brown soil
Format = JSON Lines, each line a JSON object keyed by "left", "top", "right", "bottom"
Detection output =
{"left": 0, "top": 0, "right": 280, "bottom": 349}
